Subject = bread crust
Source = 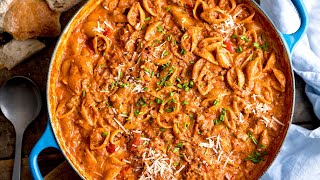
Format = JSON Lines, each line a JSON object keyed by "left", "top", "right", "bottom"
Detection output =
{"left": 3, "top": 0, "right": 61, "bottom": 40}
{"left": 0, "top": 39, "right": 45, "bottom": 70}
{"left": 45, "top": 0, "right": 82, "bottom": 12}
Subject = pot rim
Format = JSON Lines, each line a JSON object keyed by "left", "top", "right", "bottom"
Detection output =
{"left": 44, "top": 0, "right": 307, "bottom": 179}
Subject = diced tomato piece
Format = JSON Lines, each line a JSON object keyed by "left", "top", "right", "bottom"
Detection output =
{"left": 130, "top": 135, "right": 141, "bottom": 151}
{"left": 186, "top": 2, "right": 194, "bottom": 8}
{"left": 103, "top": 28, "right": 111, "bottom": 36}
{"left": 107, "top": 144, "right": 116, "bottom": 153}
{"left": 203, "top": 164, "right": 210, "bottom": 173}
{"left": 132, "top": 136, "right": 141, "bottom": 147}
{"left": 224, "top": 40, "right": 235, "bottom": 53}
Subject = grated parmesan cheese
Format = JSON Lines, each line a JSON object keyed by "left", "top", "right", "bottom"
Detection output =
{"left": 199, "top": 136, "right": 222, "bottom": 154}
{"left": 239, "top": 112, "right": 244, "bottom": 123}
{"left": 213, "top": 15, "right": 243, "bottom": 40}
{"left": 139, "top": 149, "right": 177, "bottom": 180}
{"left": 113, "top": 118, "right": 129, "bottom": 134}
{"left": 132, "top": 83, "right": 145, "bottom": 93}
{"left": 272, "top": 116, "right": 285, "bottom": 126}
{"left": 175, "top": 165, "right": 185, "bottom": 175}
{"left": 103, "top": 20, "right": 113, "bottom": 29}
{"left": 123, "top": 159, "right": 131, "bottom": 164}
{"left": 93, "top": 21, "right": 105, "bottom": 33}
{"left": 261, "top": 115, "right": 271, "bottom": 127}
{"left": 223, "top": 152, "right": 233, "bottom": 169}
{"left": 140, "top": 137, "right": 151, "bottom": 141}
{"left": 132, "top": 130, "right": 142, "bottom": 134}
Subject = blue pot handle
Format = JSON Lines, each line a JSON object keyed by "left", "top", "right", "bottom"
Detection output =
{"left": 29, "top": 122, "right": 60, "bottom": 180}
{"left": 282, "top": 0, "right": 309, "bottom": 54}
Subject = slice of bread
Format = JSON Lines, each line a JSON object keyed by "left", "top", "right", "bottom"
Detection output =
{"left": 0, "top": 0, "right": 13, "bottom": 33}
{"left": 3, "top": 0, "right": 61, "bottom": 40}
{"left": 0, "top": 0, "right": 13, "bottom": 14}
{"left": 45, "top": 0, "right": 81, "bottom": 12}
{"left": 0, "top": 39, "right": 45, "bottom": 70}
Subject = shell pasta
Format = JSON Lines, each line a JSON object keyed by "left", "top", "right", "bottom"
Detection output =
{"left": 53, "top": 0, "right": 293, "bottom": 179}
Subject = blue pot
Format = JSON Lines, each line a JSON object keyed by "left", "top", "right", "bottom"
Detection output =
{"left": 29, "top": 0, "right": 309, "bottom": 179}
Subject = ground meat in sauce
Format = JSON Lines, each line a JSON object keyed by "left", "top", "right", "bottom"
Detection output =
{"left": 52, "top": 0, "right": 293, "bottom": 179}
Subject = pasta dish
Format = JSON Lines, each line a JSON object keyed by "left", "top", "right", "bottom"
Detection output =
{"left": 51, "top": 0, "right": 293, "bottom": 179}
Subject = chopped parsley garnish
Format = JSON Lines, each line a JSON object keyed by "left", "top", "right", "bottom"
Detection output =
{"left": 106, "top": 101, "right": 112, "bottom": 108}
{"left": 219, "top": 108, "right": 227, "bottom": 121}
{"left": 167, "top": 35, "right": 173, "bottom": 41}
{"left": 174, "top": 40, "right": 178, "bottom": 45}
{"left": 82, "top": 90, "right": 86, "bottom": 97}
{"left": 213, "top": 99, "right": 219, "bottom": 106}
{"left": 155, "top": 98, "right": 163, "bottom": 105}
{"left": 134, "top": 110, "right": 140, "bottom": 116}
{"left": 236, "top": 46, "right": 243, "bottom": 53}
{"left": 261, "top": 33, "right": 265, "bottom": 41}
{"left": 157, "top": 26, "right": 164, "bottom": 33}
{"left": 144, "top": 67, "right": 150, "bottom": 74}
{"left": 231, "top": 34, "right": 237, "bottom": 39}
{"left": 177, "top": 84, "right": 183, "bottom": 89}
{"left": 240, "top": 36, "right": 249, "bottom": 42}
{"left": 143, "top": 87, "right": 149, "bottom": 91}
{"left": 213, "top": 119, "right": 221, "bottom": 125}
{"left": 161, "top": 62, "right": 171, "bottom": 69}
{"left": 165, "top": 107, "right": 175, "bottom": 113}
{"left": 189, "top": 114, "right": 194, "bottom": 119}
{"left": 182, "top": 100, "right": 189, "bottom": 105}
{"left": 168, "top": 98, "right": 177, "bottom": 104}
{"left": 158, "top": 75, "right": 171, "bottom": 87}
{"left": 180, "top": 49, "right": 186, "bottom": 55}
{"left": 253, "top": 42, "right": 260, "bottom": 49}
{"left": 142, "top": 141, "right": 149, "bottom": 145}
{"left": 247, "top": 131, "right": 258, "bottom": 145}
{"left": 162, "top": 50, "right": 169, "bottom": 57}
{"left": 245, "top": 151, "right": 268, "bottom": 164}
{"left": 189, "top": 81, "right": 194, "bottom": 87}
{"left": 136, "top": 98, "right": 146, "bottom": 107}
{"left": 261, "top": 43, "right": 268, "bottom": 51}
{"left": 144, "top": 17, "right": 151, "bottom": 21}
{"left": 173, "top": 148, "right": 180, "bottom": 152}
{"left": 259, "top": 144, "right": 265, "bottom": 149}
{"left": 160, "top": 127, "right": 166, "bottom": 132}
{"left": 184, "top": 122, "right": 189, "bottom": 129}
{"left": 166, "top": 6, "right": 171, "bottom": 12}
{"left": 183, "top": 34, "right": 189, "bottom": 40}
{"left": 120, "top": 83, "right": 129, "bottom": 88}
{"left": 102, "top": 131, "right": 109, "bottom": 136}
{"left": 177, "top": 142, "right": 183, "bottom": 148}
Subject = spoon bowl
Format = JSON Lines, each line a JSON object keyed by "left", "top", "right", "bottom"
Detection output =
{"left": 0, "top": 76, "right": 42, "bottom": 180}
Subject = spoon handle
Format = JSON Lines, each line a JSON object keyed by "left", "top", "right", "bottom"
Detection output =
{"left": 12, "top": 132, "right": 23, "bottom": 180}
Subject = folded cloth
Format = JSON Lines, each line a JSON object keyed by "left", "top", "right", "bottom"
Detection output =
{"left": 259, "top": 0, "right": 320, "bottom": 179}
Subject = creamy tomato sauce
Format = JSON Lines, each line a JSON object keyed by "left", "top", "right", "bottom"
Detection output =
{"left": 52, "top": 0, "right": 293, "bottom": 179}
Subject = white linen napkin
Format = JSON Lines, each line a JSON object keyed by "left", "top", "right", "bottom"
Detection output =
{"left": 259, "top": 0, "right": 320, "bottom": 179}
